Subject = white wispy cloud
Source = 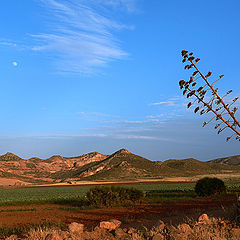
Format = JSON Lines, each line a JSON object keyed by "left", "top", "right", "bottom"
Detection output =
{"left": 99, "top": 0, "right": 138, "bottom": 13}
{"left": 150, "top": 101, "right": 176, "bottom": 106}
{"left": 77, "top": 111, "right": 120, "bottom": 121}
{"left": 150, "top": 96, "right": 184, "bottom": 107}
{"left": 146, "top": 114, "right": 165, "bottom": 119}
{"left": 26, "top": 133, "right": 167, "bottom": 141}
{"left": 117, "top": 120, "right": 145, "bottom": 124}
{"left": 31, "top": 0, "right": 135, "bottom": 74}
{"left": 27, "top": 133, "right": 108, "bottom": 138}
{"left": 114, "top": 134, "right": 162, "bottom": 140}
{"left": 0, "top": 39, "right": 17, "bottom": 48}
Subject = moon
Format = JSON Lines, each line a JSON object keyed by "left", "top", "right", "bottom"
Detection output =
{"left": 12, "top": 61, "right": 18, "bottom": 67}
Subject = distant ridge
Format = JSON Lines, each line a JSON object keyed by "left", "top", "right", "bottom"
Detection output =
{"left": 0, "top": 150, "right": 239, "bottom": 184}
{"left": 0, "top": 152, "right": 22, "bottom": 161}
{"left": 209, "top": 155, "right": 240, "bottom": 166}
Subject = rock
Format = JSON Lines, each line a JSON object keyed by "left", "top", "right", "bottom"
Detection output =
{"left": 198, "top": 213, "right": 211, "bottom": 224}
{"left": 68, "top": 222, "right": 84, "bottom": 234}
{"left": 152, "top": 233, "right": 165, "bottom": 240}
{"left": 99, "top": 219, "right": 121, "bottom": 231}
{"left": 82, "top": 227, "right": 115, "bottom": 240}
{"left": 154, "top": 220, "right": 165, "bottom": 232}
{"left": 114, "top": 228, "right": 130, "bottom": 239}
{"left": 177, "top": 223, "right": 192, "bottom": 233}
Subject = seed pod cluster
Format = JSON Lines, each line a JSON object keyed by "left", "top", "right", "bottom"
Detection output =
{"left": 179, "top": 50, "right": 240, "bottom": 142}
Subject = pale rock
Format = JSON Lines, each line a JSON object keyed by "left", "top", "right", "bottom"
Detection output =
{"left": 198, "top": 213, "right": 211, "bottom": 224}
{"left": 99, "top": 219, "right": 121, "bottom": 230}
{"left": 68, "top": 222, "right": 84, "bottom": 234}
{"left": 114, "top": 228, "right": 130, "bottom": 239}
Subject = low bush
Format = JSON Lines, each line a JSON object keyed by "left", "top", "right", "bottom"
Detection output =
{"left": 85, "top": 186, "right": 144, "bottom": 207}
{"left": 195, "top": 177, "right": 226, "bottom": 197}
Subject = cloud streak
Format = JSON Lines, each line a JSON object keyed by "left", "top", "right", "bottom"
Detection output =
{"left": 31, "top": 0, "right": 135, "bottom": 74}
{"left": 150, "top": 101, "right": 176, "bottom": 106}
{"left": 25, "top": 132, "right": 164, "bottom": 141}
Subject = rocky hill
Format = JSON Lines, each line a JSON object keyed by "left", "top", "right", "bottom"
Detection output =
{"left": 50, "top": 149, "right": 240, "bottom": 182}
{"left": 0, "top": 149, "right": 240, "bottom": 185}
{"left": 209, "top": 155, "right": 240, "bottom": 166}
{"left": 0, "top": 151, "right": 108, "bottom": 184}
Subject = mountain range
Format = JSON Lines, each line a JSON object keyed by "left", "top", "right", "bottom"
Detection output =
{"left": 0, "top": 149, "right": 240, "bottom": 185}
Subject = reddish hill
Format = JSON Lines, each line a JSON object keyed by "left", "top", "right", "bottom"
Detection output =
{"left": 0, "top": 150, "right": 240, "bottom": 185}
{"left": 0, "top": 152, "right": 108, "bottom": 184}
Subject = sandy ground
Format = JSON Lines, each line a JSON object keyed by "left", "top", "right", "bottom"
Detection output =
{"left": 1, "top": 172, "right": 240, "bottom": 188}
{"left": 28, "top": 173, "right": 240, "bottom": 188}
{"left": 0, "top": 178, "right": 30, "bottom": 186}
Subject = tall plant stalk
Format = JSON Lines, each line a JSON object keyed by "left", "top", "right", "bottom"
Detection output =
{"left": 179, "top": 50, "right": 240, "bottom": 141}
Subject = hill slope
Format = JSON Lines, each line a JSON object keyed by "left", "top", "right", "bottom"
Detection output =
{"left": 50, "top": 149, "right": 240, "bottom": 181}
{"left": 209, "top": 155, "right": 240, "bottom": 166}
{"left": 0, "top": 152, "right": 108, "bottom": 184}
{"left": 0, "top": 150, "right": 240, "bottom": 184}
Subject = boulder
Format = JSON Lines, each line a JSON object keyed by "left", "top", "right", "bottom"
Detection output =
{"left": 99, "top": 219, "right": 121, "bottom": 230}
{"left": 114, "top": 228, "right": 130, "bottom": 239}
{"left": 198, "top": 213, "right": 211, "bottom": 224}
{"left": 68, "top": 222, "right": 84, "bottom": 234}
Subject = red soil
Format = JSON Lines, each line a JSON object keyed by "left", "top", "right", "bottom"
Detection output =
{"left": 0, "top": 196, "right": 236, "bottom": 229}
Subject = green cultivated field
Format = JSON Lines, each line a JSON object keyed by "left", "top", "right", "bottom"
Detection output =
{"left": 0, "top": 182, "right": 239, "bottom": 205}
{"left": 0, "top": 186, "right": 90, "bottom": 205}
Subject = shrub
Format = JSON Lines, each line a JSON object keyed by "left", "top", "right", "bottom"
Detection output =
{"left": 85, "top": 186, "right": 144, "bottom": 207}
{"left": 195, "top": 177, "right": 226, "bottom": 197}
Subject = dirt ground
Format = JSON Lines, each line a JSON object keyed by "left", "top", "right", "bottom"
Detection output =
{"left": 0, "top": 196, "right": 237, "bottom": 230}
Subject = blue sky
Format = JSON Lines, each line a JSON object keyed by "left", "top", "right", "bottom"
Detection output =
{"left": 0, "top": 0, "right": 239, "bottom": 161}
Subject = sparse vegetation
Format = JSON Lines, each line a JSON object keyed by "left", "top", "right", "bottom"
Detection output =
{"left": 3, "top": 213, "right": 240, "bottom": 240}
{"left": 0, "top": 222, "right": 64, "bottom": 239}
{"left": 195, "top": 177, "right": 226, "bottom": 197}
{"left": 86, "top": 186, "right": 144, "bottom": 207}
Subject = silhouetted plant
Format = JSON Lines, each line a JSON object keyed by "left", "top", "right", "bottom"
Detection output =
{"left": 179, "top": 50, "right": 240, "bottom": 141}
{"left": 195, "top": 177, "right": 226, "bottom": 197}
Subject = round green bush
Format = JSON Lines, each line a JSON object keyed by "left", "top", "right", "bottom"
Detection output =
{"left": 195, "top": 177, "right": 226, "bottom": 197}
{"left": 86, "top": 186, "right": 144, "bottom": 207}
